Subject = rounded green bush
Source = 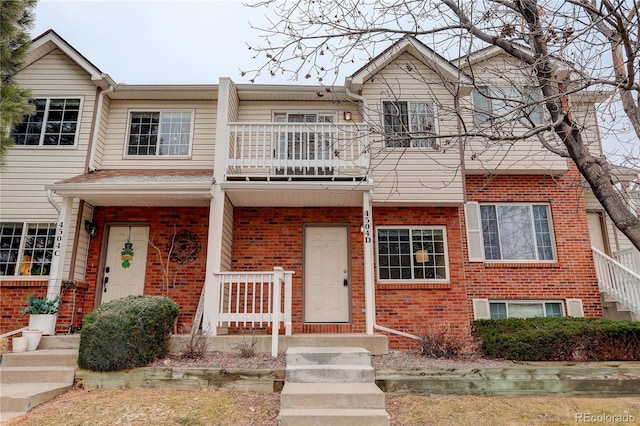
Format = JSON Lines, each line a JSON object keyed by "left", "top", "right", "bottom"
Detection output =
{"left": 78, "top": 295, "right": 179, "bottom": 371}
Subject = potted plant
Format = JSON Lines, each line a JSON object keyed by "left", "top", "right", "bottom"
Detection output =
{"left": 22, "top": 295, "right": 61, "bottom": 335}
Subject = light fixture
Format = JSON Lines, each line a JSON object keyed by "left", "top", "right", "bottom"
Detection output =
{"left": 84, "top": 220, "right": 98, "bottom": 238}
{"left": 343, "top": 111, "right": 353, "bottom": 121}
{"left": 360, "top": 224, "right": 365, "bottom": 233}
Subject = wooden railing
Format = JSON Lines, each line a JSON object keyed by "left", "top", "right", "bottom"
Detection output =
{"left": 207, "top": 268, "right": 293, "bottom": 356}
{"left": 227, "top": 122, "right": 368, "bottom": 179}
{"left": 613, "top": 248, "right": 640, "bottom": 275}
{"left": 592, "top": 247, "right": 640, "bottom": 317}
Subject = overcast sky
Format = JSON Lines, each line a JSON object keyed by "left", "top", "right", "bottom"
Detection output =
{"left": 32, "top": 0, "right": 342, "bottom": 85}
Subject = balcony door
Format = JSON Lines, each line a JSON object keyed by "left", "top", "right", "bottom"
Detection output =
{"left": 304, "top": 225, "right": 350, "bottom": 323}
{"left": 274, "top": 112, "right": 335, "bottom": 175}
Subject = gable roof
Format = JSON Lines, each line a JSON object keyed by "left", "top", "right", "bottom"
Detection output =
{"left": 347, "top": 36, "right": 473, "bottom": 94}
{"left": 26, "top": 29, "right": 116, "bottom": 89}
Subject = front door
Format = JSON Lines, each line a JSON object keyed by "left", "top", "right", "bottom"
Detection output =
{"left": 101, "top": 225, "right": 149, "bottom": 304}
{"left": 304, "top": 225, "right": 350, "bottom": 323}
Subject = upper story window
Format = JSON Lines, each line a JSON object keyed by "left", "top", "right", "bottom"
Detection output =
{"left": 377, "top": 226, "right": 449, "bottom": 282}
{"left": 12, "top": 98, "right": 81, "bottom": 147}
{"left": 383, "top": 101, "right": 436, "bottom": 148}
{"left": 480, "top": 203, "right": 555, "bottom": 261}
{"left": 472, "top": 86, "right": 543, "bottom": 126}
{"left": 0, "top": 222, "right": 56, "bottom": 277}
{"left": 126, "top": 110, "right": 193, "bottom": 157}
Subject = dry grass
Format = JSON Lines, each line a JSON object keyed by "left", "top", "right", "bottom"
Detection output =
{"left": 5, "top": 389, "right": 639, "bottom": 426}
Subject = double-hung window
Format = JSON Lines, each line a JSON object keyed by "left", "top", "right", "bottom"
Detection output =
{"left": 126, "top": 110, "right": 193, "bottom": 156}
{"left": 480, "top": 204, "right": 555, "bottom": 261}
{"left": 12, "top": 98, "right": 81, "bottom": 146}
{"left": 377, "top": 226, "right": 448, "bottom": 281}
{"left": 0, "top": 223, "right": 56, "bottom": 277}
{"left": 383, "top": 101, "right": 436, "bottom": 148}
{"left": 490, "top": 301, "right": 564, "bottom": 319}
{"left": 472, "top": 86, "right": 543, "bottom": 126}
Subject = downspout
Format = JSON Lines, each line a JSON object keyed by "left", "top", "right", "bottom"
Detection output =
{"left": 349, "top": 85, "right": 422, "bottom": 342}
{"left": 47, "top": 189, "right": 61, "bottom": 214}
{"left": 88, "top": 85, "right": 114, "bottom": 172}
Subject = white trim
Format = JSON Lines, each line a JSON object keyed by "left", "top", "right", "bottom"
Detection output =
{"left": 565, "top": 298, "right": 585, "bottom": 317}
{"left": 13, "top": 97, "right": 84, "bottom": 148}
{"left": 381, "top": 99, "right": 439, "bottom": 149}
{"left": 375, "top": 225, "right": 450, "bottom": 283}
{"left": 122, "top": 109, "right": 195, "bottom": 159}
{"left": 472, "top": 298, "right": 491, "bottom": 320}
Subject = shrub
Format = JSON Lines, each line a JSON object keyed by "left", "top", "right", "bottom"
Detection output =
{"left": 178, "top": 324, "right": 210, "bottom": 359}
{"left": 473, "top": 317, "right": 640, "bottom": 361}
{"left": 78, "top": 295, "right": 179, "bottom": 371}
{"left": 416, "top": 323, "right": 477, "bottom": 359}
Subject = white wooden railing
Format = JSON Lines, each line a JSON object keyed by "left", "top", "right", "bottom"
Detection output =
{"left": 592, "top": 247, "right": 640, "bottom": 317}
{"left": 613, "top": 248, "right": 640, "bottom": 275}
{"left": 227, "top": 122, "right": 369, "bottom": 178}
{"left": 209, "top": 267, "right": 293, "bottom": 357}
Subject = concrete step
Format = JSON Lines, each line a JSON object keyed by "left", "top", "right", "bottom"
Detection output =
{"left": 280, "top": 382, "right": 385, "bottom": 409}
{"left": 0, "top": 382, "right": 72, "bottom": 413}
{"left": 285, "top": 364, "right": 375, "bottom": 383}
{"left": 0, "top": 366, "right": 75, "bottom": 383}
{"left": 0, "top": 349, "right": 78, "bottom": 368}
{"left": 286, "top": 346, "right": 371, "bottom": 366}
{"left": 277, "top": 408, "right": 390, "bottom": 426}
{"left": 39, "top": 335, "right": 80, "bottom": 349}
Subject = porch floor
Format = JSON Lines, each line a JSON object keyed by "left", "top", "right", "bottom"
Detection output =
{"left": 169, "top": 333, "right": 389, "bottom": 356}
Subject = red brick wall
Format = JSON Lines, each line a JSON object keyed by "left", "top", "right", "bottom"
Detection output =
{"left": 232, "top": 207, "right": 366, "bottom": 334}
{"left": 84, "top": 207, "right": 209, "bottom": 331}
{"left": 463, "top": 168, "right": 602, "bottom": 318}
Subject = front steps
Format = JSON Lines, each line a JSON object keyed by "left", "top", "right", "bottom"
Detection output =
{"left": 278, "top": 347, "right": 390, "bottom": 426}
{"left": 0, "top": 337, "right": 78, "bottom": 422}
{"left": 601, "top": 292, "right": 639, "bottom": 321}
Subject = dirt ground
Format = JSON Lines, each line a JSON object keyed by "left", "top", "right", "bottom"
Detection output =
{"left": 5, "top": 388, "right": 639, "bottom": 426}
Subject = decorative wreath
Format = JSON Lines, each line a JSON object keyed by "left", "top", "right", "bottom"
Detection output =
{"left": 167, "top": 230, "right": 200, "bottom": 265}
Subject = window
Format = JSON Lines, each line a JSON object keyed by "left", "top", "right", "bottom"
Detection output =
{"left": 480, "top": 204, "right": 555, "bottom": 261}
{"left": 12, "top": 98, "right": 81, "bottom": 146}
{"left": 383, "top": 101, "right": 436, "bottom": 148}
{"left": 490, "top": 301, "right": 564, "bottom": 319}
{"left": 127, "top": 111, "right": 193, "bottom": 156}
{"left": 377, "top": 227, "right": 448, "bottom": 281}
{"left": 472, "top": 86, "right": 543, "bottom": 126}
{"left": 0, "top": 223, "right": 56, "bottom": 276}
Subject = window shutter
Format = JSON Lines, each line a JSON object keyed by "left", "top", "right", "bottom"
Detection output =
{"left": 464, "top": 202, "right": 484, "bottom": 262}
{"left": 473, "top": 299, "right": 491, "bottom": 320}
{"left": 565, "top": 299, "right": 584, "bottom": 317}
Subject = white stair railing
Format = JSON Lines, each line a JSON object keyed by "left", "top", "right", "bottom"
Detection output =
{"left": 592, "top": 247, "right": 640, "bottom": 317}
{"left": 210, "top": 267, "right": 294, "bottom": 356}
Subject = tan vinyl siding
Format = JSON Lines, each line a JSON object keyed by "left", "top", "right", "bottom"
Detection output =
{"left": 92, "top": 95, "right": 111, "bottom": 170}
{"left": 237, "top": 101, "right": 350, "bottom": 122}
{"left": 460, "top": 53, "right": 568, "bottom": 174}
{"left": 571, "top": 100, "right": 603, "bottom": 157}
{"left": 100, "top": 99, "right": 216, "bottom": 169}
{"left": 1, "top": 49, "right": 97, "bottom": 279}
{"left": 361, "top": 52, "right": 464, "bottom": 204}
{"left": 221, "top": 196, "right": 234, "bottom": 271}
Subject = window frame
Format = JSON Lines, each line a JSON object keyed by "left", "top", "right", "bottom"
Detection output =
{"left": 480, "top": 202, "right": 557, "bottom": 262}
{"left": 382, "top": 100, "right": 438, "bottom": 149}
{"left": 12, "top": 97, "right": 83, "bottom": 148}
{"left": 489, "top": 300, "right": 565, "bottom": 319}
{"left": 376, "top": 225, "right": 449, "bottom": 283}
{"left": 0, "top": 222, "right": 57, "bottom": 278}
{"left": 472, "top": 86, "right": 543, "bottom": 126}
{"left": 124, "top": 109, "right": 195, "bottom": 158}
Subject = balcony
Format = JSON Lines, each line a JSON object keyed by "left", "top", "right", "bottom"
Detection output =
{"left": 226, "top": 122, "right": 369, "bottom": 181}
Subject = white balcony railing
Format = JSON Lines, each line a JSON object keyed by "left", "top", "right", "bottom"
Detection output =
{"left": 227, "top": 122, "right": 368, "bottom": 179}
{"left": 592, "top": 247, "right": 640, "bottom": 317}
{"left": 208, "top": 268, "right": 293, "bottom": 357}
{"left": 613, "top": 248, "right": 640, "bottom": 275}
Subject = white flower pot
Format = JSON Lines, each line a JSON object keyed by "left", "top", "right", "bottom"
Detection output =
{"left": 28, "top": 314, "right": 58, "bottom": 335}
{"left": 12, "top": 336, "right": 28, "bottom": 352}
{"left": 23, "top": 329, "right": 43, "bottom": 351}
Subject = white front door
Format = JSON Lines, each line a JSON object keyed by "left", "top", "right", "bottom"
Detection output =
{"left": 101, "top": 225, "right": 149, "bottom": 304}
{"left": 304, "top": 225, "right": 350, "bottom": 323}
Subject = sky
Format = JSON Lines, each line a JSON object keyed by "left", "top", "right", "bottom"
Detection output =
{"left": 32, "top": 0, "right": 348, "bottom": 85}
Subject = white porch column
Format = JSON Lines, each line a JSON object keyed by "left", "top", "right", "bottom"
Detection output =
{"left": 203, "top": 187, "right": 225, "bottom": 335}
{"left": 47, "top": 196, "right": 73, "bottom": 299}
{"left": 363, "top": 190, "right": 375, "bottom": 334}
